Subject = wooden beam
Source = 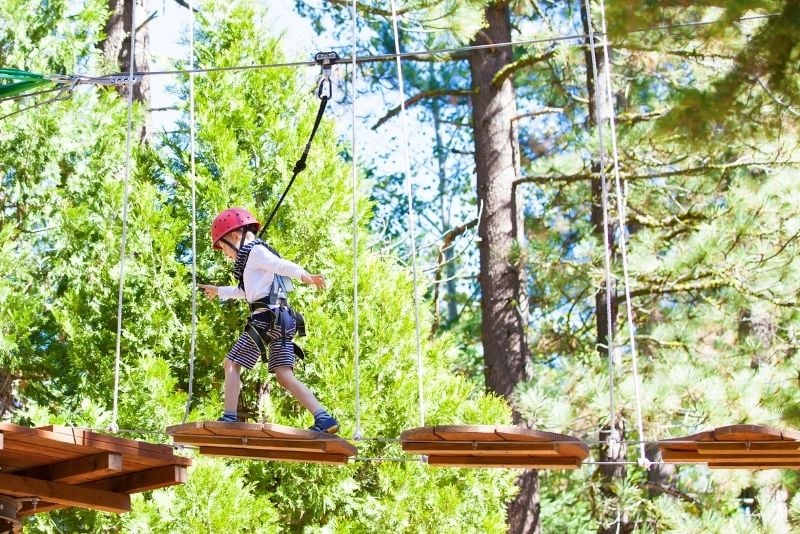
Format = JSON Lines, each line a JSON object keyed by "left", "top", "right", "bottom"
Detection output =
{"left": 696, "top": 442, "right": 800, "bottom": 455}
{"left": 16, "top": 453, "right": 123, "bottom": 484}
{"left": 199, "top": 447, "right": 349, "bottom": 465}
{"left": 403, "top": 441, "right": 560, "bottom": 456}
{"left": 18, "top": 500, "right": 63, "bottom": 517}
{"left": 83, "top": 465, "right": 188, "bottom": 494}
{"left": 18, "top": 465, "right": 187, "bottom": 516}
{"left": 709, "top": 462, "right": 800, "bottom": 470}
{"left": 173, "top": 435, "right": 329, "bottom": 452}
{"left": 0, "top": 473, "right": 130, "bottom": 513}
{"left": 426, "top": 455, "right": 582, "bottom": 469}
{"left": 662, "top": 450, "right": 800, "bottom": 464}
{"left": 0, "top": 424, "right": 190, "bottom": 465}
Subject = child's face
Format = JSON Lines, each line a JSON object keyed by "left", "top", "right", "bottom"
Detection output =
{"left": 219, "top": 231, "right": 242, "bottom": 260}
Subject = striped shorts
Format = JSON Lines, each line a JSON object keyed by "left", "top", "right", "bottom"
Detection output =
{"left": 226, "top": 311, "right": 297, "bottom": 372}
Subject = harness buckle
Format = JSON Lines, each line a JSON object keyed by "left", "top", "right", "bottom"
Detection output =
{"left": 314, "top": 51, "right": 339, "bottom": 100}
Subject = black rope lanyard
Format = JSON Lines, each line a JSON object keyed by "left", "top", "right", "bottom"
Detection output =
{"left": 259, "top": 52, "right": 339, "bottom": 237}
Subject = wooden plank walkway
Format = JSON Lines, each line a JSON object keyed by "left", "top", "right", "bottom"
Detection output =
{"left": 0, "top": 423, "right": 189, "bottom": 517}
{"left": 167, "top": 421, "right": 357, "bottom": 465}
{"left": 657, "top": 424, "right": 800, "bottom": 469}
{"left": 401, "top": 425, "right": 590, "bottom": 468}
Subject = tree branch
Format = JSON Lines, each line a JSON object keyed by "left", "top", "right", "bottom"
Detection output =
{"left": 492, "top": 48, "right": 556, "bottom": 87}
{"left": 642, "top": 482, "right": 701, "bottom": 506}
{"left": 326, "top": 0, "right": 411, "bottom": 17}
{"left": 513, "top": 159, "right": 800, "bottom": 186}
{"left": 372, "top": 88, "right": 474, "bottom": 130}
{"left": 431, "top": 217, "right": 479, "bottom": 333}
{"left": 172, "top": 0, "right": 199, "bottom": 13}
{"left": 511, "top": 107, "right": 564, "bottom": 122}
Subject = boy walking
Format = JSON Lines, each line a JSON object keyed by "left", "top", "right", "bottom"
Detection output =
{"left": 199, "top": 207, "right": 339, "bottom": 433}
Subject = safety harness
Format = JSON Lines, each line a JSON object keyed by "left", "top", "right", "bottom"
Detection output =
{"left": 233, "top": 239, "right": 307, "bottom": 364}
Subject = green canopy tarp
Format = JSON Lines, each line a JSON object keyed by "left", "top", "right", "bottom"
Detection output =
{"left": 0, "top": 69, "right": 52, "bottom": 99}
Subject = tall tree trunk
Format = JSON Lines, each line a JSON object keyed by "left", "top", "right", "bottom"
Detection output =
{"left": 469, "top": 3, "right": 537, "bottom": 532}
{"left": 580, "top": 4, "right": 631, "bottom": 533}
{"left": 101, "top": 0, "right": 151, "bottom": 140}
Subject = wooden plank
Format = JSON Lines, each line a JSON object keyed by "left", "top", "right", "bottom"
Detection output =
{"left": 400, "top": 427, "right": 444, "bottom": 442}
{"left": 709, "top": 461, "right": 800, "bottom": 470}
{"left": 16, "top": 453, "right": 123, "bottom": 484}
{"left": 83, "top": 465, "right": 188, "bottom": 494}
{"left": 696, "top": 442, "right": 800, "bottom": 455}
{"left": 0, "top": 424, "right": 184, "bottom": 465}
{"left": 198, "top": 446, "right": 349, "bottom": 465}
{"left": 18, "top": 501, "right": 63, "bottom": 517}
{"left": 0, "top": 472, "right": 130, "bottom": 513}
{"left": 714, "top": 425, "right": 783, "bottom": 442}
{"left": 493, "top": 426, "right": 577, "bottom": 443}
{"left": 433, "top": 426, "right": 505, "bottom": 442}
{"left": 657, "top": 430, "right": 716, "bottom": 451}
{"left": 403, "top": 441, "right": 560, "bottom": 456}
{"left": 44, "top": 426, "right": 191, "bottom": 465}
{"left": 173, "top": 435, "right": 330, "bottom": 452}
{"left": 426, "top": 455, "right": 582, "bottom": 469}
{"left": 662, "top": 450, "right": 800, "bottom": 464}
{"left": 166, "top": 422, "right": 218, "bottom": 437}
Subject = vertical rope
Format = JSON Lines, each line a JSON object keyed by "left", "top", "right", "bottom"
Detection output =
{"left": 596, "top": 0, "right": 648, "bottom": 466}
{"left": 350, "top": 0, "right": 362, "bottom": 439}
{"left": 583, "top": 0, "right": 616, "bottom": 444}
{"left": 182, "top": 0, "right": 198, "bottom": 424}
{"left": 389, "top": 0, "right": 425, "bottom": 428}
{"left": 111, "top": 0, "right": 138, "bottom": 433}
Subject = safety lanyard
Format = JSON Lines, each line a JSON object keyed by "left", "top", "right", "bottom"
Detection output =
{"left": 259, "top": 51, "right": 339, "bottom": 237}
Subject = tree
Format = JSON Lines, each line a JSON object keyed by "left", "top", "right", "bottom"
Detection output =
{"left": 2, "top": 0, "right": 518, "bottom": 531}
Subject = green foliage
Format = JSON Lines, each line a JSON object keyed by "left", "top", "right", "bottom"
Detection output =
{"left": 2, "top": 0, "right": 516, "bottom": 531}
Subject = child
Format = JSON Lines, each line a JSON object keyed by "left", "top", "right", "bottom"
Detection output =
{"left": 198, "top": 207, "right": 339, "bottom": 433}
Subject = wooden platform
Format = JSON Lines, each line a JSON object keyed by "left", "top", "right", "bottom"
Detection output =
{"left": 0, "top": 423, "right": 190, "bottom": 517}
{"left": 657, "top": 424, "right": 800, "bottom": 469}
{"left": 401, "top": 425, "right": 590, "bottom": 468}
{"left": 166, "top": 421, "right": 358, "bottom": 465}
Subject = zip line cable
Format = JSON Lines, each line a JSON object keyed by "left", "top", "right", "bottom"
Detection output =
{"left": 182, "top": 0, "right": 198, "bottom": 424}
{"left": 351, "top": 0, "right": 363, "bottom": 440}
{"left": 110, "top": 1, "right": 137, "bottom": 434}
{"left": 390, "top": 0, "right": 426, "bottom": 428}
{"left": 12, "top": 11, "right": 774, "bottom": 86}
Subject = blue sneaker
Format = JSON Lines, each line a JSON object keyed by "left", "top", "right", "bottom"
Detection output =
{"left": 217, "top": 413, "right": 239, "bottom": 423}
{"left": 309, "top": 412, "right": 339, "bottom": 434}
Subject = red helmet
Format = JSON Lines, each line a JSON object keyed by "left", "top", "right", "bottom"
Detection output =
{"left": 211, "top": 208, "right": 261, "bottom": 250}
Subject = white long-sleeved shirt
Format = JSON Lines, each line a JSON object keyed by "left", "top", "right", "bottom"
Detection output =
{"left": 217, "top": 244, "right": 308, "bottom": 304}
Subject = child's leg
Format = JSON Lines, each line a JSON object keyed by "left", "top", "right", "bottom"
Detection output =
{"left": 223, "top": 358, "right": 243, "bottom": 414}
{"left": 274, "top": 366, "right": 323, "bottom": 415}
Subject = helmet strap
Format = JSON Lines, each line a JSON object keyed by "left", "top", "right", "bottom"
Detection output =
{"left": 219, "top": 237, "right": 238, "bottom": 253}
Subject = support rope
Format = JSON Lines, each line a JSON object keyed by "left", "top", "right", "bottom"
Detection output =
{"left": 182, "top": 0, "right": 198, "bottom": 424}
{"left": 389, "top": 0, "right": 426, "bottom": 428}
{"left": 111, "top": 0, "right": 137, "bottom": 434}
{"left": 597, "top": 0, "right": 648, "bottom": 467}
{"left": 583, "top": 0, "right": 617, "bottom": 455}
{"left": 351, "top": 0, "right": 362, "bottom": 439}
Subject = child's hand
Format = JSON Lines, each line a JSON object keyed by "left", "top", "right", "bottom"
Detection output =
{"left": 301, "top": 273, "right": 326, "bottom": 290}
{"left": 198, "top": 284, "right": 219, "bottom": 298}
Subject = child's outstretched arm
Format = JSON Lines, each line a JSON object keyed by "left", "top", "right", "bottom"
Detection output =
{"left": 198, "top": 284, "right": 245, "bottom": 300}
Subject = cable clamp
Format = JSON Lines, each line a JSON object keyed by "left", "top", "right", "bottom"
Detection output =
{"left": 314, "top": 51, "right": 339, "bottom": 100}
